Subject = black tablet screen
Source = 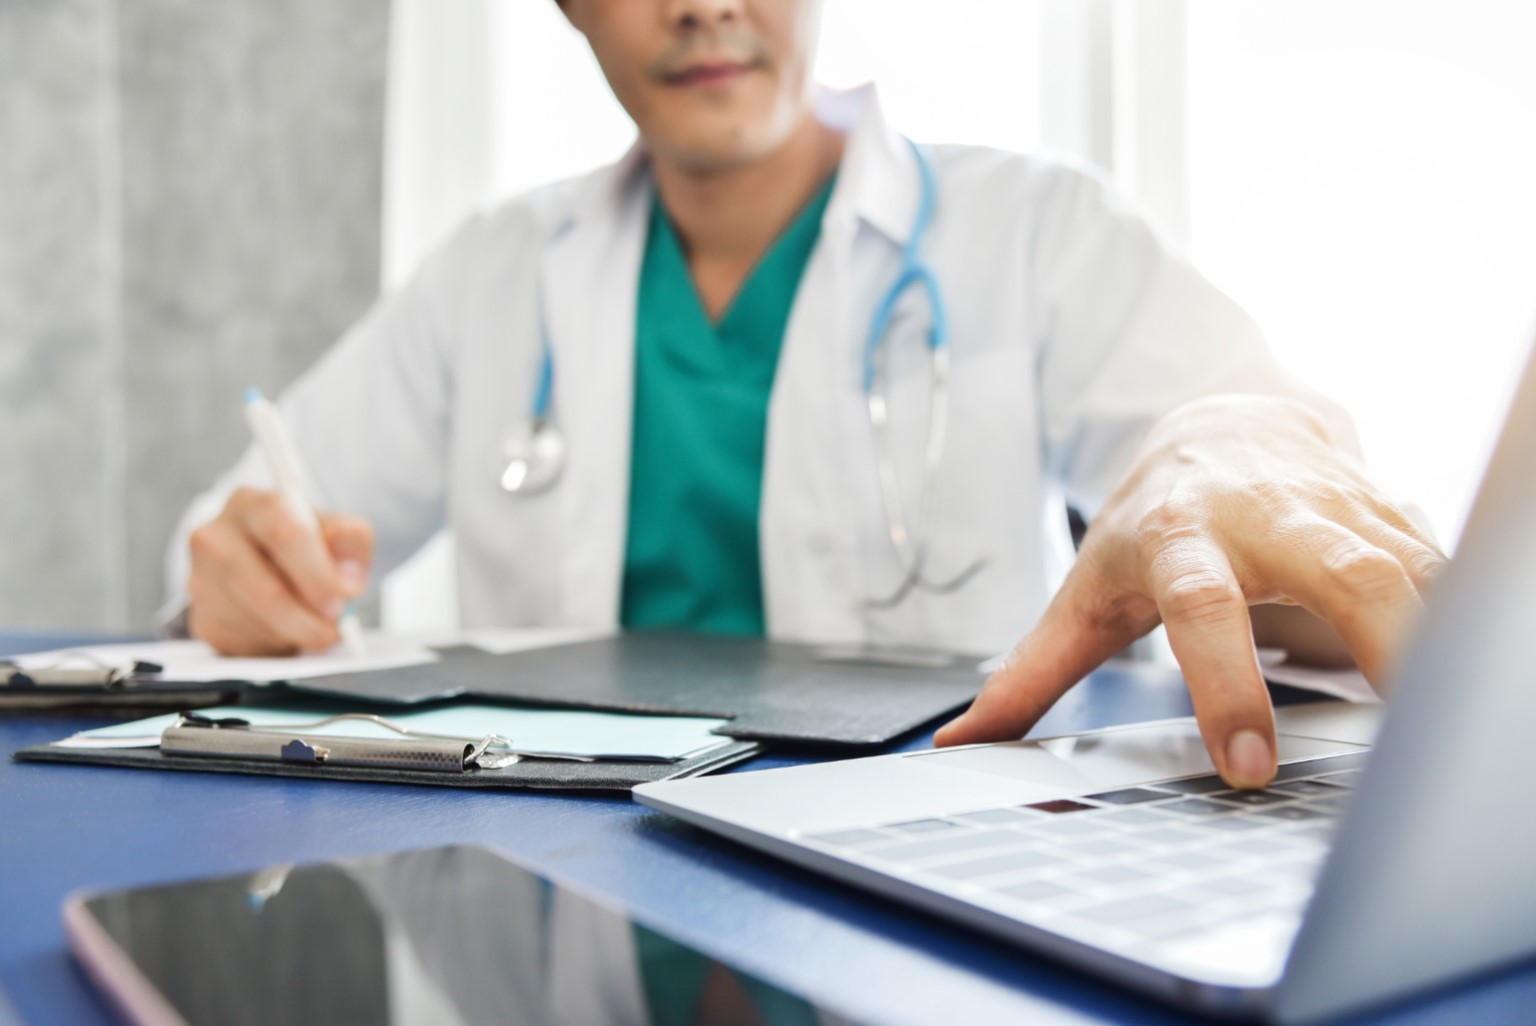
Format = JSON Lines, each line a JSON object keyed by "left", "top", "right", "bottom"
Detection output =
{"left": 76, "top": 845, "right": 813, "bottom": 1026}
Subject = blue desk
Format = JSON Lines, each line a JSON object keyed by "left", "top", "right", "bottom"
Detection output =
{"left": 2, "top": 634, "right": 1533, "bottom": 1026}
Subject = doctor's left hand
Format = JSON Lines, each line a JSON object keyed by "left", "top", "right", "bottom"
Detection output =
{"left": 935, "top": 394, "right": 1447, "bottom": 789}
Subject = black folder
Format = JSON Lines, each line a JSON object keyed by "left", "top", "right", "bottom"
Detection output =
{"left": 280, "top": 633, "right": 990, "bottom": 747}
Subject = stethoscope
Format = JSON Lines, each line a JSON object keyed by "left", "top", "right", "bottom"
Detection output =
{"left": 496, "top": 139, "right": 988, "bottom": 607}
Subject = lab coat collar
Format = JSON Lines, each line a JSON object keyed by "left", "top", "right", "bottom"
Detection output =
{"left": 816, "top": 83, "right": 921, "bottom": 247}
{"left": 542, "top": 83, "right": 919, "bottom": 248}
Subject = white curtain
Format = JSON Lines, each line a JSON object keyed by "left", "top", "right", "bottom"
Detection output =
{"left": 378, "top": 0, "right": 497, "bottom": 629}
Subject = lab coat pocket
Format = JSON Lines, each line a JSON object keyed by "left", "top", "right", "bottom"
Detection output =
{"left": 450, "top": 432, "right": 571, "bottom": 627}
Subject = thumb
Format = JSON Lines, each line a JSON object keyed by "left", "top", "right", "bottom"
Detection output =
{"left": 934, "top": 577, "right": 1151, "bottom": 748}
{"left": 319, "top": 513, "right": 375, "bottom": 599}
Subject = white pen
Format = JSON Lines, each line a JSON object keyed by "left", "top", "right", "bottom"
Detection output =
{"left": 243, "top": 388, "right": 367, "bottom": 657}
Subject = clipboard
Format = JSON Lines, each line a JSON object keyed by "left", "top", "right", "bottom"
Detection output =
{"left": 16, "top": 710, "right": 759, "bottom": 793}
{"left": 0, "top": 657, "right": 239, "bottom": 714}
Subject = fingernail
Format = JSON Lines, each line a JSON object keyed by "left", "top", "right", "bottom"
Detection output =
{"left": 934, "top": 714, "right": 968, "bottom": 747}
{"left": 337, "top": 560, "right": 367, "bottom": 597}
{"left": 1225, "top": 730, "right": 1274, "bottom": 789}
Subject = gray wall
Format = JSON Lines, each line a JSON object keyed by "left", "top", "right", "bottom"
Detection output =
{"left": 0, "top": 0, "right": 390, "bottom": 632}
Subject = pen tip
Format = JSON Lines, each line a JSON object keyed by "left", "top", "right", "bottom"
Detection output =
{"left": 245, "top": 387, "right": 264, "bottom": 404}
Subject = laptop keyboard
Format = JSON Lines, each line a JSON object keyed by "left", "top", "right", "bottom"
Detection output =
{"left": 800, "top": 752, "right": 1367, "bottom": 950}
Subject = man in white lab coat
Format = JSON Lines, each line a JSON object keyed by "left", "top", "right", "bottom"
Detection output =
{"left": 169, "top": 0, "right": 1445, "bottom": 789}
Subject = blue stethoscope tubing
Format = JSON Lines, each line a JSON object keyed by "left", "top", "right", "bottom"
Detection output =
{"left": 859, "top": 141, "right": 985, "bottom": 607}
{"left": 497, "top": 139, "right": 987, "bottom": 605}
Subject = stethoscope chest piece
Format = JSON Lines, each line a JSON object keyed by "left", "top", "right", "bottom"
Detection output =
{"left": 497, "top": 419, "right": 567, "bottom": 495}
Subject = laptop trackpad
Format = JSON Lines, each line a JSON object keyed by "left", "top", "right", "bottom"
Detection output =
{"left": 905, "top": 721, "right": 1365, "bottom": 794}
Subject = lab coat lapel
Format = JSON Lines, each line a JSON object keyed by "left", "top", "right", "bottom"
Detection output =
{"left": 762, "top": 86, "right": 921, "bottom": 642}
{"left": 540, "top": 154, "right": 650, "bottom": 628}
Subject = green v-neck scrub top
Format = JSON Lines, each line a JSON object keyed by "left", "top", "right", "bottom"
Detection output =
{"left": 619, "top": 177, "right": 836, "bottom": 637}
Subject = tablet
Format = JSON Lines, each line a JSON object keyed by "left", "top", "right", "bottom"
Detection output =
{"left": 64, "top": 844, "right": 813, "bottom": 1026}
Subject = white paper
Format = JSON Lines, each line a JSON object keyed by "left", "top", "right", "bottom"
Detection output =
{"left": 408, "top": 626, "right": 611, "bottom": 655}
{"left": 54, "top": 703, "right": 732, "bottom": 761}
{"left": 8, "top": 629, "right": 613, "bottom": 687}
{"left": 11, "top": 635, "right": 439, "bottom": 685}
{"left": 1262, "top": 662, "right": 1380, "bottom": 704}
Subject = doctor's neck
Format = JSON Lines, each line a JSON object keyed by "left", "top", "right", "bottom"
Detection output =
{"left": 648, "top": 111, "right": 843, "bottom": 320}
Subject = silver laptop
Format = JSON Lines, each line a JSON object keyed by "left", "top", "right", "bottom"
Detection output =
{"left": 636, "top": 341, "right": 1536, "bottom": 1023}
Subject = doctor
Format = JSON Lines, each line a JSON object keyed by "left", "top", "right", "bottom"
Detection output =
{"left": 168, "top": 0, "right": 1445, "bottom": 789}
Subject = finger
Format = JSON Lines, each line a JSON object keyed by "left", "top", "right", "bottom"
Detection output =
{"left": 1148, "top": 535, "right": 1277, "bottom": 790}
{"left": 1347, "top": 518, "right": 1447, "bottom": 597}
{"left": 1250, "top": 519, "right": 1423, "bottom": 688}
{"left": 935, "top": 566, "right": 1155, "bottom": 748}
{"left": 319, "top": 513, "right": 375, "bottom": 599}
{"left": 193, "top": 520, "right": 340, "bottom": 653}
{"left": 230, "top": 489, "right": 346, "bottom": 619}
{"left": 188, "top": 595, "right": 291, "bottom": 657}
{"left": 1357, "top": 493, "right": 1441, "bottom": 553}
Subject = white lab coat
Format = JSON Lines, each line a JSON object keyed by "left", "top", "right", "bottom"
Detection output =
{"left": 164, "top": 86, "right": 1347, "bottom": 655}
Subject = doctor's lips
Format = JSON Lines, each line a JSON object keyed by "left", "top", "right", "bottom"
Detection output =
{"left": 659, "top": 57, "right": 763, "bottom": 88}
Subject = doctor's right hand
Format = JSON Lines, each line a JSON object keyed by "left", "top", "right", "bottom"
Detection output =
{"left": 186, "top": 487, "right": 374, "bottom": 656}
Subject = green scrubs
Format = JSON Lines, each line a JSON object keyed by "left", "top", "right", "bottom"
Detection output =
{"left": 620, "top": 177, "right": 836, "bottom": 636}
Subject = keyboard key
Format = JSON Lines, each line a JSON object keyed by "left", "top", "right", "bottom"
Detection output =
{"left": 1304, "top": 795, "right": 1350, "bottom": 813}
{"left": 1211, "top": 789, "right": 1295, "bottom": 807}
{"left": 806, "top": 828, "right": 889, "bottom": 847}
{"left": 866, "top": 831, "right": 1034, "bottom": 863}
{"left": 1125, "top": 909, "right": 1208, "bottom": 939}
{"left": 1086, "top": 787, "right": 1171, "bottom": 805}
{"left": 954, "top": 807, "right": 1032, "bottom": 825}
{"left": 1291, "top": 825, "right": 1336, "bottom": 843}
{"left": 1136, "top": 826, "right": 1207, "bottom": 846}
{"left": 889, "top": 818, "right": 968, "bottom": 835}
{"left": 994, "top": 880, "right": 1075, "bottom": 903}
{"left": 930, "top": 849, "right": 1065, "bottom": 880}
{"left": 1269, "top": 859, "right": 1322, "bottom": 881}
{"left": 1198, "top": 876, "right": 1271, "bottom": 897}
{"left": 1146, "top": 850, "right": 1223, "bottom": 872}
{"left": 1025, "top": 799, "right": 1099, "bottom": 815}
{"left": 1076, "top": 864, "right": 1153, "bottom": 886}
{"left": 1161, "top": 798, "right": 1239, "bottom": 817}
{"left": 1062, "top": 837, "right": 1138, "bottom": 857}
{"left": 1317, "top": 769, "right": 1364, "bottom": 787}
{"left": 1256, "top": 805, "right": 1332, "bottom": 824}
{"left": 1076, "top": 894, "right": 1191, "bottom": 924}
{"left": 1099, "top": 808, "right": 1176, "bottom": 828}
{"left": 1270, "top": 779, "right": 1348, "bottom": 797}
{"left": 1030, "top": 817, "right": 1114, "bottom": 839}
{"left": 1197, "top": 815, "right": 1270, "bottom": 833}
{"left": 1273, "top": 753, "right": 1371, "bottom": 782}
{"left": 1155, "top": 775, "right": 1229, "bottom": 795}
{"left": 1219, "top": 835, "right": 1300, "bottom": 857}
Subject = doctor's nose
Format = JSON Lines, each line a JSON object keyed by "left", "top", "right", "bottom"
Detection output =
{"left": 666, "top": 0, "right": 743, "bottom": 32}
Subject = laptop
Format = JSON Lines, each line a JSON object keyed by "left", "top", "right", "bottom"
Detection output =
{"left": 635, "top": 340, "right": 1536, "bottom": 1023}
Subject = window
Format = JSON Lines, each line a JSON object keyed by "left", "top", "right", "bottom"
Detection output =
{"left": 1179, "top": 0, "right": 1536, "bottom": 547}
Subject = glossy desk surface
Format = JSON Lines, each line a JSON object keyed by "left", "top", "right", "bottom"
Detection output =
{"left": 2, "top": 632, "right": 1533, "bottom": 1026}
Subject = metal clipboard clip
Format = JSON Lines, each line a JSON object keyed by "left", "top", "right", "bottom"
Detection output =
{"left": 1, "top": 652, "right": 164, "bottom": 691}
{"left": 160, "top": 712, "right": 533, "bottom": 774}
